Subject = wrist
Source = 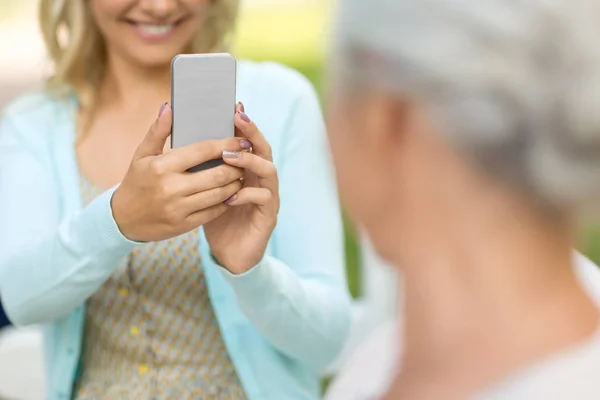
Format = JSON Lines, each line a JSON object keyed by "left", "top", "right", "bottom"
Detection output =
{"left": 73, "top": 187, "right": 140, "bottom": 257}
{"left": 211, "top": 250, "right": 264, "bottom": 275}
{"left": 110, "top": 188, "right": 139, "bottom": 242}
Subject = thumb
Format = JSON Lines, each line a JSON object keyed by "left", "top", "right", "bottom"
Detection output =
{"left": 135, "top": 102, "right": 172, "bottom": 160}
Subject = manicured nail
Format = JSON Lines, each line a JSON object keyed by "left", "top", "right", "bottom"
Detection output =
{"left": 239, "top": 102, "right": 245, "bottom": 112}
{"left": 238, "top": 112, "right": 251, "bottom": 123}
{"left": 223, "top": 150, "right": 241, "bottom": 159}
{"left": 224, "top": 194, "right": 237, "bottom": 205}
{"left": 240, "top": 139, "right": 252, "bottom": 149}
{"left": 158, "top": 102, "right": 168, "bottom": 118}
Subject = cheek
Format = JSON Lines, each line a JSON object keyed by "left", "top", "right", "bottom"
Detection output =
{"left": 90, "top": 0, "right": 131, "bottom": 46}
{"left": 91, "top": 0, "right": 129, "bottom": 24}
{"left": 327, "top": 104, "right": 373, "bottom": 219}
{"left": 182, "top": 0, "right": 211, "bottom": 9}
{"left": 179, "top": 0, "right": 211, "bottom": 28}
{"left": 327, "top": 95, "right": 393, "bottom": 227}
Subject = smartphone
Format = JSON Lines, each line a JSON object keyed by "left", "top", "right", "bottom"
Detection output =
{"left": 171, "top": 53, "right": 237, "bottom": 172}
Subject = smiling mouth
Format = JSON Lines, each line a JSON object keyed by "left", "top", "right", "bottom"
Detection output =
{"left": 125, "top": 16, "right": 189, "bottom": 36}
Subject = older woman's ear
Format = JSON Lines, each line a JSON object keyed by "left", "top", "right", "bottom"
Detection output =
{"left": 362, "top": 92, "right": 419, "bottom": 151}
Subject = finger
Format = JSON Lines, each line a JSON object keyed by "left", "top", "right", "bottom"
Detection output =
{"left": 178, "top": 165, "right": 244, "bottom": 195}
{"left": 222, "top": 151, "right": 278, "bottom": 192}
{"left": 234, "top": 105, "right": 272, "bottom": 161}
{"left": 224, "top": 187, "right": 272, "bottom": 207}
{"left": 181, "top": 179, "right": 243, "bottom": 215}
{"left": 184, "top": 203, "right": 229, "bottom": 230}
{"left": 159, "top": 136, "right": 252, "bottom": 172}
{"left": 135, "top": 102, "right": 172, "bottom": 160}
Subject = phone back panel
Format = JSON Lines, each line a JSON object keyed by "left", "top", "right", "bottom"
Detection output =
{"left": 171, "top": 53, "right": 237, "bottom": 171}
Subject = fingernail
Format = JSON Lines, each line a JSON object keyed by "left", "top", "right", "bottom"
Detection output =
{"left": 239, "top": 102, "right": 245, "bottom": 112}
{"left": 158, "top": 102, "right": 168, "bottom": 118}
{"left": 238, "top": 112, "right": 251, "bottom": 123}
{"left": 222, "top": 150, "right": 241, "bottom": 159}
{"left": 224, "top": 194, "right": 237, "bottom": 205}
{"left": 240, "top": 139, "right": 253, "bottom": 149}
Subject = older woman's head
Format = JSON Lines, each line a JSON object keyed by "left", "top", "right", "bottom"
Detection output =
{"left": 328, "top": 0, "right": 600, "bottom": 259}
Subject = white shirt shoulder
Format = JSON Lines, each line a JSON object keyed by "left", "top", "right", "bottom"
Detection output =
{"left": 476, "top": 328, "right": 600, "bottom": 399}
{"left": 325, "top": 321, "right": 400, "bottom": 400}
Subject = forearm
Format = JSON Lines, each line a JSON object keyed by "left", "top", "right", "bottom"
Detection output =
{"left": 0, "top": 189, "right": 137, "bottom": 325}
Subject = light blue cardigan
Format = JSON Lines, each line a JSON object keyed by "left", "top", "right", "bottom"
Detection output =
{"left": 0, "top": 61, "right": 352, "bottom": 400}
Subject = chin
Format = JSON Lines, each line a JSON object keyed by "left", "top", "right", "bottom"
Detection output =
{"left": 113, "top": 28, "right": 194, "bottom": 69}
{"left": 365, "top": 227, "right": 398, "bottom": 266}
{"left": 125, "top": 47, "right": 183, "bottom": 68}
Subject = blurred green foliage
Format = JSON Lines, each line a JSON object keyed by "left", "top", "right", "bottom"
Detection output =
{"left": 581, "top": 224, "right": 600, "bottom": 266}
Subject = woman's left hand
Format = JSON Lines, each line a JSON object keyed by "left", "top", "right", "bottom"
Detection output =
{"left": 204, "top": 103, "right": 280, "bottom": 274}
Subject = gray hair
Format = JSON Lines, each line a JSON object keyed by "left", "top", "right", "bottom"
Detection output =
{"left": 335, "top": 0, "right": 600, "bottom": 211}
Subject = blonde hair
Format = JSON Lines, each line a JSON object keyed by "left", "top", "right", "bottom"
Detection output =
{"left": 39, "top": 0, "right": 238, "bottom": 114}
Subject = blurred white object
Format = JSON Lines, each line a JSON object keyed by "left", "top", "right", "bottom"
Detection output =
{"left": 326, "top": 231, "right": 398, "bottom": 374}
{"left": 574, "top": 252, "right": 600, "bottom": 306}
{"left": 0, "top": 326, "right": 46, "bottom": 400}
{"left": 358, "top": 232, "right": 399, "bottom": 324}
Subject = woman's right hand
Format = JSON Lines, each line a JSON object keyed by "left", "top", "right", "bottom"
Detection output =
{"left": 111, "top": 103, "right": 246, "bottom": 242}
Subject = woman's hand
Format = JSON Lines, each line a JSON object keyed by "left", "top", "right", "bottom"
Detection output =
{"left": 204, "top": 103, "right": 281, "bottom": 274}
{"left": 112, "top": 103, "right": 250, "bottom": 242}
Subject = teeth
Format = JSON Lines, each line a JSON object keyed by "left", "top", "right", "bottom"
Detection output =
{"left": 137, "top": 24, "right": 174, "bottom": 35}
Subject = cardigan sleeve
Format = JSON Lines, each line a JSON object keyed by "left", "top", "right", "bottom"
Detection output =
{"left": 0, "top": 115, "right": 138, "bottom": 326}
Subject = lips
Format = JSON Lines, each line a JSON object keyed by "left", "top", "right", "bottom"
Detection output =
{"left": 125, "top": 16, "right": 188, "bottom": 39}
{"left": 136, "top": 24, "right": 175, "bottom": 35}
